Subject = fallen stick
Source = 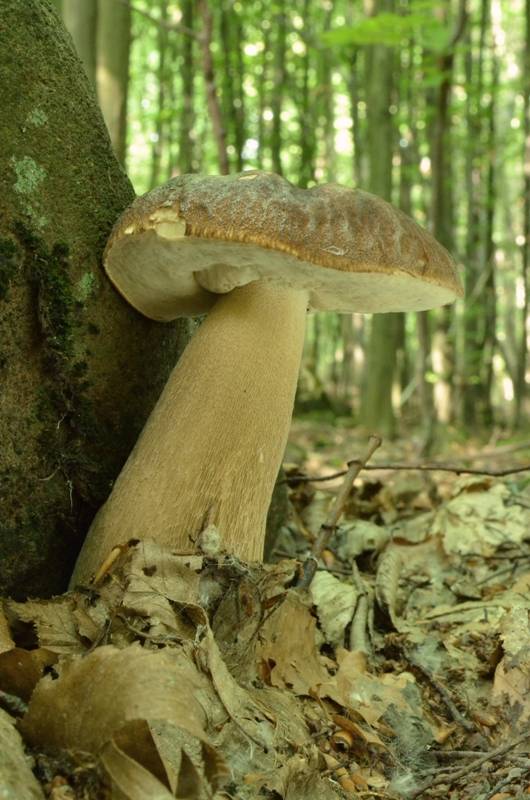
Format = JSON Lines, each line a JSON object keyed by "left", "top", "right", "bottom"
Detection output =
{"left": 296, "top": 435, "right": 382, "bottom": 589}
{"left": 285, "top": 461, "right": 530, "bottom": 484}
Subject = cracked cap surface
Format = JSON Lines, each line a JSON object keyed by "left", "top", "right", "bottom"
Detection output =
{"left": 104, "top": 170, "right": 463, "bottom": 321}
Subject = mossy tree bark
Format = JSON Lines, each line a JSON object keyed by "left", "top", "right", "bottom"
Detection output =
{"left": 0, "top": 0, "right": 188, "bottom": 598}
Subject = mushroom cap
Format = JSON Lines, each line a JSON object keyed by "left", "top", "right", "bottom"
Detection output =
{"left": 104, "top": 171, "right": 463, "bottom": 321}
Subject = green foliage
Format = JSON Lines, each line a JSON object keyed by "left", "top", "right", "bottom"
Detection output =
{"left": 322, "top": 12, "right": 449, "bottom": 51}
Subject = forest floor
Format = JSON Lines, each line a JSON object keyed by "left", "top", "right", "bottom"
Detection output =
{"left": 1, "top": 422, "right": 530, "bottom": 799}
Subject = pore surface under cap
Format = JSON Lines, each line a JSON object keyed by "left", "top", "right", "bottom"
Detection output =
{"left": 104, "top": 171, "right": 463, "bottom": 321}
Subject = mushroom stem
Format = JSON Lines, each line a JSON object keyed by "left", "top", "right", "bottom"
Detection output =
{"left": 71, "top": 281, "right": 309, "bottom": 584}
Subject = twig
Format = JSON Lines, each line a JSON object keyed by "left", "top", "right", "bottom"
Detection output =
{"left": 0, "top": 689, "right": 28, "bottom": 717}
{"left": 296, "top": 436, "right": 382, "bottom": 589}
{"left": 484, "top": 775, "right": 518, "bottom": 800}
{"left": 285, "top": 461, "right": 530, "bottom": 484}
{"left": 409, "top": 730, "right": 530, "bottom": 798}
{"left": 433, "top": 750, "right": 490, "bottom": 758}
{"left": 406, "top": 656, "right": 476, "bottom": 733}
{"left": 313, "top": 435, "right": 382, "bottom": 558}
{"left": 349, "top": 561, "right": 372, "bottom": 655}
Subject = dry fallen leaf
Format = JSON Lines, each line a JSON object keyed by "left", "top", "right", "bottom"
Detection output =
{"left": 492, "top": 605, "right": 530, "bottom": 725}
{"left": 19, "top": 642, "right": 227, "bottom": 796}
{"left": 310, "top": 570, "right": 358, "bottom": 648}
{"left": 0, "top": 707, "right": 44, "bottom": 799}
{"left": 0, "top": 646, "right": 57, "bottom": 702}
{"left": 432, "top": 478, "right": 530, "bottom": 557}
{"left": 100, "top": 739, "right": 174, "bottom": 800}
{"left": 7, "top": 596, "right": 82, "bottom": 655}
{"left": 256, "top": 590, "right": 330, "bottom": 694}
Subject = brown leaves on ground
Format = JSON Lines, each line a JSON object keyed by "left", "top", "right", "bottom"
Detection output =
{"left": 0, "top": 707, "right": 44, "bottom": 799}
{"left": 2, "top": 458, "right": 530, "bottom": 799}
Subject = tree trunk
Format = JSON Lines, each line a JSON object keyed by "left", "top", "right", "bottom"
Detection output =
{"left": 271, "top": 1, "right": 287, "bottom": 175}
{"left": 96, "top": 0, "right": 131, "bottom": 166}
{"left": 61, "top": 0, "right": 97, "bottom": 86}
{"left": 149, "top": 0, "right": 169, "bottom": 189}
{"left": 399, "top": 38, "right": 435, "bottom": 447}
{"left": 179, "top": 0, "right": 196, "bottom": 174}
{"left": 319, "top": 6, "right": 336, "bottom": 182}
{"left": 198, "top": 0, "right": 230, "bottom": 174}
{"left": 340, "top": 315, "right": 356, "bottom": 411}
{"left": 232, "top": 6, "right": 246, "bottom": 171}
{"left": 429, "top": 0, "right": 467, "bottom": 429}
{"left": 481, "top": 39, "right": 497, "bottom": 426}
{"left": 359, "top": 0, "right": 399, "bottom": 438}
{"left": 348, "top": 50, "right": 365, "bottom": 188}
{"left": 515, "top": 0, "right": 530, "bottom": 425}
{"left": 0, "top": 0, "right": 188, "bottom": 598}
{"left": 462, "top": 0, "right": 490, "bottom": 428}
{"left": 256, "top": 18, "right": 271, "bottom": 170}
{"left": 220, "top": 1, "right": 246, "bottom": 171}
{"left": 298, "top": 0, "right": 316, "bottom": 188}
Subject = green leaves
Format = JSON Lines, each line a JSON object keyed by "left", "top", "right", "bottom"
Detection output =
{"left": 322, "top": 11, "right": 450, "bottom": 51}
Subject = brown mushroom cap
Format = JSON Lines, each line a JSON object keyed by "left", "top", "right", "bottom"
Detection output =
{"left": 104, "top": 171, "right": 463, "bottom": 321}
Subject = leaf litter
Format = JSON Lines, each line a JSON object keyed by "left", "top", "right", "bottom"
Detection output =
{"left": 1, "top": 450, "right": 530, "bottom": 799}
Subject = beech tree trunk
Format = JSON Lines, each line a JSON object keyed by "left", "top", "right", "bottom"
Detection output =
{"left": 359, "top": 0, "right": 399, "bottom": 438}
{"left": 271, "top": 1, "right": 287, "bottom": 176}
{"left": 198, "top": 0, "right": 230, "bottom": 174}
{"left": 150, "top": 0, "right": 170, "bottom": 189}
{"left": 515, "top": 0, "right": 530, "bottom": 425}
{"left": 179, "top": 0, "right": 196, "bottom": 173}
{"left": 429, "top": 0, "right": 467, "bottom": 430}
{"left": 61, "top": 0, "right": 97, "bottom": 86}
{"left": 0, "top": 0, "right": 187, "bottom": 598}
{"left": 96, "top": 0, "right": 131, "bottom": 166}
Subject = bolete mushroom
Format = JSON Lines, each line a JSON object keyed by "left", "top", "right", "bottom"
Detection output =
{"left": 71, "top": 171, "right": 462, "bottom": 584}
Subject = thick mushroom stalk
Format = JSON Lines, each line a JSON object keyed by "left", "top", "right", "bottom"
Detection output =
{"left": 71, "top": 282, "right": 308, "bottom": 584}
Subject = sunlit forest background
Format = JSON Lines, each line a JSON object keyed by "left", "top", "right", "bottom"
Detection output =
{"left": 53, "top": 0, "right": 530, "bottom": 448}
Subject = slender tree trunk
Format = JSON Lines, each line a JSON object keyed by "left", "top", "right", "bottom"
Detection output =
{"left": 340, "top": 315, "right": 355, "bottom": 411}
{"left": 233, "top": 6, "right": 246, "bottom": 171}
{"left": 150, "top": 0, "right": 169, "bottom": 189}
{"left": 399, "top": 38, "right": 435, "bottom": 446}
{"left": 271, "top": 0, "right": 287, "bottom": 175}
{"left": 256, "top": 20, "right": 271, "bottom": 169}
{"left": 220, "top": 2, "right": 236, "bottom": 172}
{"left": 430, "top": 0, "right": 467, "bottom": 427}
{"left": 298, "top": 0, "right": 316, "bottom": 188}
{"left": 482, "top": 40, "right": 498, "bottom": 425}
{"left": 166, "top": 34, "right": 180, "bottom": 179}
{"left": 348, "top": 50, "right": 365, "bottom": 187}
{"left": 320, "top": 6, "right": 336, "bottom": 182}
{"left": 0, "top": 0, "right": 187, "bottom": 598}
{"left": 462, "top": 0, "right": 490, "bottom": 428}
{"left": 96, "top": 0, "right": 131, "bottom": 166}
{"left": 516, "top": 0, "right": 530, "bottom": 425}
{"left": 220, "top": 1, "right": 246, "bottom": 171}
{"left": 198, "top": 0, "right": 229, "bottom": 174}
{"left": 359, "top": 0, "right": 399, "bottom": 438}
{"left": 179, "top": 0, "right": 196, "bottom": 173}
{"left": 61, "top": 0, "right": 97, "bottom": 86}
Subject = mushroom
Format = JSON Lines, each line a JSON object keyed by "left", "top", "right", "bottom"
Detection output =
{"left": 71, "top": 171, "right": 463, "bottom": 584}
